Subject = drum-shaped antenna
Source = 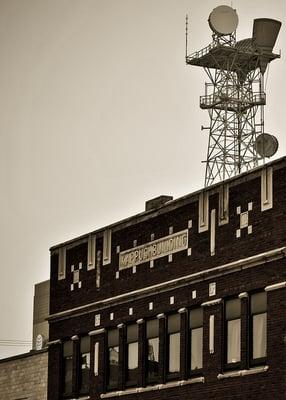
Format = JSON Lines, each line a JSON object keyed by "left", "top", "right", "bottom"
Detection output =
{"left": 252, "top": 18, "right": 281, "bottom": 53}
{"left": 254, "top": 133, "right": 279, "bottom": 158}
{"left": 208, "top": 5, "right": 239, "bottom": 36}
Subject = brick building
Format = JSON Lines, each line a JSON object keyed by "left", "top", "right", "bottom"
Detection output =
{"left": 0, "top": 280, "right": 49, "bottom": 400}
{"left": 0, "top": 349, "right": 48, "bottom": 400}
{"left": 47, "top": 158, "right": 286, "bottom": 400}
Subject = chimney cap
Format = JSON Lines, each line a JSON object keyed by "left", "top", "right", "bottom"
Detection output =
{"left": 145, "top": 195, "right": 173, "bottom": 211}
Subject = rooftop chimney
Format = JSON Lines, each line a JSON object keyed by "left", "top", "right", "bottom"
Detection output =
{"left": 145, "top": 195, "right": 173, "bottom": 211}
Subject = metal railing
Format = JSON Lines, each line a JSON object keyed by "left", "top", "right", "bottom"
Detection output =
{"left": 200, "top": 92, "right": 266, "bottom": 108}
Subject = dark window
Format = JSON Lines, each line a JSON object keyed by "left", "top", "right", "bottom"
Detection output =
{"left": 107, "top": 329, "right": 119, "bottom": 390}
{"left": 225, "top": 298, "right": 241, "bottom": 367}
{"left": 146, "top": 319, "right": 159, "bottom": 383}
{"left": 251, "top": 292, "right": 267, "bottom": 364}
{"left": 126, "top": 324, "right": 138, "bottom": 387}
{"left": 167, "top": 314, "right": 180, "bottom": 377}
{"left": 63, "top": 341, "right": 73, "bottom": 395}
{"left": 189, "top": 308, "right": 203, "bottom": 372}
{"left": 79, "top": 336, "right": 90, "bottom": 394}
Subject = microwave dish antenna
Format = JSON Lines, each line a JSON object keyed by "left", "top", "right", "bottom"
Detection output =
{"left": 208, "top": 5, "right": 239, "bottom": 35}
{"left": 254, "top": 133, "right": 279, "bottom": 158}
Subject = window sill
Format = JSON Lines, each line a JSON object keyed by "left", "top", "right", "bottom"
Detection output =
{"left": 100, "top": 377, "right": 205, "bottom": 398}
{"left": 63, "top": 397, "right": 90, "bottom": 400}
{"left": 217, "top": 365, "right": 269, "bottom": 380}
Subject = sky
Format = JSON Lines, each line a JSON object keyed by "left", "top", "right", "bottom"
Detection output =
{"left": 1, "top": 0, "right": 286, "bottom": 359}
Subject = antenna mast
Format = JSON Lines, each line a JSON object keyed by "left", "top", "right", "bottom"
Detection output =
{"left": 186, "top": 6, "right": 281, "bottom": 187}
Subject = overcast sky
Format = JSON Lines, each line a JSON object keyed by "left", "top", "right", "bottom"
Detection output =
{"left": 1, "top": 0, "right": 286, "bottom": 359}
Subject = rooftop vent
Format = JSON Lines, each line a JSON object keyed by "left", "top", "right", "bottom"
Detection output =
{"left": 145, "top": 195, "right": 173, "bottom": 211}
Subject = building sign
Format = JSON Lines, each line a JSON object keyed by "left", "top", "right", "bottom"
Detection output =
{"left": 119, "top": 230, "right": 188, "bottom": 270}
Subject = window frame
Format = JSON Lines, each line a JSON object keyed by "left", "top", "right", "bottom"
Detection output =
{"left": 249, "top": 291, "right": 267, "bottom": 367}
{"left": 188, "top": 307, "right": 203, "bottom": 376}
{"left": 125, "top": 324, "right": 139, "bottom": 388}
{"left": 62, "top": 340, "right": 73, "bottom": 397}
{"left": 166, "top": 313, "right": 181, "bottom": 381}
{"left": 106, "top": 328, "right": 120, "bottom": 391}
{"left": 224, "top": 297, "right": 242, "bottom": 371}
{"left": 145, "top": 318, "right": 160, "bottom": 385}
{"left": 78, "top": 336, "right": 91, "bottom": 395}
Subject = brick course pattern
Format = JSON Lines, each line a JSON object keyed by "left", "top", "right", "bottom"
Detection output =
{"left": 0, "top": 350, "right": 48, "bottom": 400}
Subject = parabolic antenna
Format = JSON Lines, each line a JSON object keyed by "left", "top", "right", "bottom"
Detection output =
{"left": 254, "top": 133, "right": 279, "bottom": 158}
{"left": 209, "top": 5, "right": 239, "bottom": 36}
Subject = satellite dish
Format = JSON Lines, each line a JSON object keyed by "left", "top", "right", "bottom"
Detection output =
{"left": 254, "top": 133, "right": 279, "bottom": 158}
{"left": 36, "top": 334, "right": 44, "bottom": 350}
{"left": 209, "top": 5, "right": 239, "bottom": 36}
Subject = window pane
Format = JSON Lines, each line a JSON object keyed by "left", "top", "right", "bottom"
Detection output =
{"left": 189, "top": 308, "right": 203, "bottom": 329}
{"left": 108, "top": 345, "right": 119, "bottom": 388}
{"left": 191, "top": 327, "right": 203, "bottom": 370}
{"left": 80, "top": 352, "right": 90, "bottom": 393}
{"left": 108, "top": 329, "right": 119, "bottom": 347}
{"left": 251, "top": 292, "right": 267, "bottom": 314}
{"left": 253, "top": 312, "right": 267, "bottom": 359}
{"left": 80, "top": 336, "right": 90, "bottom": 353}
{"left": 147, "top": 319, "right": 159, "bottom": 338}
{"left": 168, "top": 332, "right": 180, "bottom": 373}
{"left": 64, "top": 356, "right": 73, "bottom": 394}
{"left": 127, "top": 342, "right": 138, "bottom": 383}
{"left": 168, "top": 314, "right": 180, "bottom": 334}
{"left": 227, "top": 319, "right": 241, "bottom": 363}
{"left": 63, "top": 340, "right": 73, "bottom": 357}
{"left": 127, "top": 325, "right": 138, "bottom": 343}
{"left": 226, "top": 299, "right": 241, "bottom": 320}
{"left": 147, "top": 337, "right": 159, "bottom": 380}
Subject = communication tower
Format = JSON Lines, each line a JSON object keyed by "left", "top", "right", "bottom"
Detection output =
{"left": 186, "top": 5, "right": 281, "bottom": 187}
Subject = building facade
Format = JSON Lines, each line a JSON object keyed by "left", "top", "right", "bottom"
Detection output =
{"left": 48, "top": 158, "right": 286, "bottom": 400}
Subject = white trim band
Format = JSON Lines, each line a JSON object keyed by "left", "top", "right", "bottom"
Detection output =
{"left": 100, "top": 377, "right": 205, "bottom": 398}
{"left": 265, "top": 282, "right": 286, "bottom": 292}
{"left": 217, "top": 365, "right": 269, "bottom": 380}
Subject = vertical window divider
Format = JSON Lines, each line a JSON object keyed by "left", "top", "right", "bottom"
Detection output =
{"left": 137, "top": 319, "right": 145, "bottom": 388}
{"left": 238, "top": 292, "right": 249, "bottom": 370}
{"left": 157, "top": 313, "right": 166, "bottom": 384}
{"left": 71, "top": 335, "right": 80, "bottom": 397}
{"left": 178, "top": 308, "right": 188, "bottom": 381}
{"left": 117, "top": 323, "right": 126, "bottom": 391}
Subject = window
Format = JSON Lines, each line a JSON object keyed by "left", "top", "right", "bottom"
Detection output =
{"left": 189, "top": 308, "right": 203, "bottom": 372}
{"left": 167, "top": 314, "right": 180, "bottom": 377}
{"left": 146, "top": 319, "right": 159, "bottom": 383}
{"left": 250, "top": 292, "right": 267, "bottom": 364}
{"left": 225, "top": 298, "right": 241, "bottom": 367}
{"left": 107, "top": 329, "right": 119, "bottom": 390}
{"left": 126, "top": 324, "right": 138, "bottom": 387}
{"left": 79, "top": 336, "right": 90, "bottom": 394}
{"left": 63, "top": 340, "right": 73, "bottom": 395}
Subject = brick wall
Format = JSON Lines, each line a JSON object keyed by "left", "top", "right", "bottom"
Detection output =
{"left": 0, "top": 350, "right": 48, "bottom": 400}
{"left": 47, "top": 158, "right": 286, "bottom": 399}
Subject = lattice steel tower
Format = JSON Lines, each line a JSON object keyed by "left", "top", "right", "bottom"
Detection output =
{"left": 186, "top": 6, "right": 281, "bottom": 187}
